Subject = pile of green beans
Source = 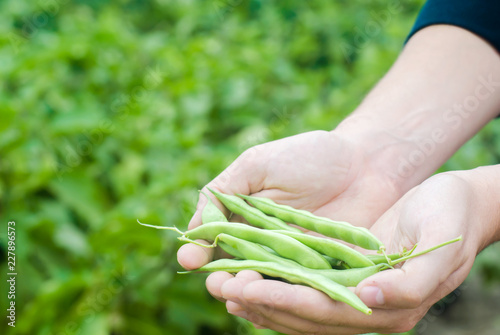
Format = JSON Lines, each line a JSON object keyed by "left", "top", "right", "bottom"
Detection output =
{"left": 139, "top": 189, "right": 462, "bottom": 316}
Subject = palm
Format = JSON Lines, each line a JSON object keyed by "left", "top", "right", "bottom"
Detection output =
{"left": 180, "top": 130, "right": 401, "bottom": 271}
{"left": 367, "top": 174, "right": 478, "bottom": 306}
{"left": 216, "top": 130, "right": 400, "bottom": 229}
{"left": 198, "top": 174, "right": 484, "bottom": 335}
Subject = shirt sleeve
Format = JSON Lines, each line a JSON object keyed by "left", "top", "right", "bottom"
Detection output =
{"left": 406, "top": 0, "right": 500, "bottom": 53}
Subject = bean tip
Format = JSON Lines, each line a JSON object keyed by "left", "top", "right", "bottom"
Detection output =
{"left": 137, "top": 220, "right": 184, "bottom": 234}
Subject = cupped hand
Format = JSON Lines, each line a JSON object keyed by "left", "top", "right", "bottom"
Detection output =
{"left": 214, "top": 172, "right": 493, "bottom": 334}
{"left": 177, "top": 130, "right": 402, "bottom": 271}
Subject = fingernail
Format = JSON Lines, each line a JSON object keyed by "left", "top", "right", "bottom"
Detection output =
{"left": 360, "top": 286, "right": 384, "bottom": 306}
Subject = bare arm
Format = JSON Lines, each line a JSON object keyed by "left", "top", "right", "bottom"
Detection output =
{"left": 209, "top": 25, "right": 500, "bottom": 335}
{"left": 336, "top": 24, "right": 500, "bottom": 193}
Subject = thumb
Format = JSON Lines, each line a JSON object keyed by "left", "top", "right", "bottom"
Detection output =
{"left": 356, "top": 239, "right": 463, "bottom": 309}
{"left": 188, "top": 146, "right": 267, "bottom": 229}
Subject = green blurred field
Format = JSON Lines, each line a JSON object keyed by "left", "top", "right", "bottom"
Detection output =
{"left": 1, "top": 1, "right": 500, "bottom": 334}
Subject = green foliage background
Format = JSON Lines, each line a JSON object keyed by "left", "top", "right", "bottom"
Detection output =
{"left": 1, "top": 0, "right": 499, "bottom": 334}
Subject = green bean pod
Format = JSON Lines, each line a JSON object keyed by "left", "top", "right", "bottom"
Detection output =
{"left": 323, "top": 255, "right": 345, "bottom": 269}
{"left": 181, "top": 259, "right": 372, "bottom": 315}
{"left": 216, "top": 233, "right": 304, "bottom": 266}
{"left": 273, "top": 230, "right": 375, "bottom": 268}
{"left": 314, "top": 264, "right": 390, "bottom": 286}
{"left": 211, "top": 234, "right": 387, "bottom": 286}
{"left": 183, "top": 222, "right": 331, "bottom": 270}
{"left": 218, "top": 241, "right": 245, "bottom": 259}
{"left": 366, "top": 253, "right": 403, "bottom": 265}
{"left": 208, "top": 188, "right": 301, "bottom": 232}
{"left": 200, "top": 191, "right": 228, "bottom": 224}
{"left": 238, "top": 194, "right": 384, "bottom": 250}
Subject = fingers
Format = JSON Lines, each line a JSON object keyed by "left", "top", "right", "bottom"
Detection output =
{"left": 177, "top": 240, "right": 214, "bottom": 270}
{"left": 231, "top": 279, "right": 394, "bottom": 335}
{"left": 240, "top": 308, "right": 372, "bottom": 335}
{"left": 357, "top": 238, "right": 466, "bottom": 310}
{"left": 240, "top": 279, "right": 372, "bottom": 327}
{"left": 211, "top": 273, "right": 422, "bottom": 334}
{"left": 237, "top": 310, "right": 307, "bottom": 335}
{"left": 221, "top": 274, "right": 312, "bottom": 335}
{"left": 206, "top": 271, "right": 234, "bottom": 302}
{"left": 236, "top": 297, "right": 332, "bottom": 334}
{"left": 189, "top": 147, "right": 267, "bottom": 230}
{"left": 220, "top": 270, "right": 263, "bottom": 303}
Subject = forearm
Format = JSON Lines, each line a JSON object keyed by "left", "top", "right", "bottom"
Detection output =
{"left": 336, "top": 25, "right": 500, "bottom": 194}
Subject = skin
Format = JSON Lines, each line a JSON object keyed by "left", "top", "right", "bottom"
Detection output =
{"left": 177, "top": 25, "right": 500, "bottom": 334}
{"left": 217, "top": 170, "right": 500, "bottom": 334}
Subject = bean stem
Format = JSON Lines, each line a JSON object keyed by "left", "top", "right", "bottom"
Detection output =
{"left": 137, "top": 219, "right": 184, "bottom": 235}
{"left": 178, "top": 236, "right": 215, "bottom": 248}
{"left": 390, "top": 236, "right": 462, "bottom": 265}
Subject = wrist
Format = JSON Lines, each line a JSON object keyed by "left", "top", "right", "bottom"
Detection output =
{"left": 334, "top": 110, "right": 437, "bottom": 196}
{"left": 450, "top": 167, "right": 500, "bottom": 251}
{"left": 334, "top": 25, "right": 500, "bottom": 196}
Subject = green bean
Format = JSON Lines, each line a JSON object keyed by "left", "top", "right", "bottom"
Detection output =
{"left": 218, "top": 241, "right": 245, "bottom": 259}
{"left": 214, "top": 233, "right": 303, "bottom": 266}
{"left": 366, "top": 244, "right": 417, "bottom": 264}
{"left": 185, "top": 222, "right": 331, "bottom": 269}
{"left": 140, "top": 221, "right": 331, "bottom": 270}
{"left": 323, "top": 255, "right": 345, "bottom": 269}
{"left": 208, "top": 188, "right": 301, "bottom": 232}
{"left": 200, "top": 191, "right": 228, "bottom": 224}
{"left": 273, "top": 230, "right": 375, "bottom": 268}
{"left": 367, "top": 253, "right": 405, "bottom": 265}
{"left": 238, "top": 194, "right": 384, "bottom": 250}
{"left": 194, "top": 234, "right": 387, "bottom": 286}
{"left": 315, "top": 264, "right": 390, "bottom": 287}
{"left": 366, "top": 237, "right": 463, "bottom": 266}
{"left": 180, "top": 259, "right": 372, "bottom": 315}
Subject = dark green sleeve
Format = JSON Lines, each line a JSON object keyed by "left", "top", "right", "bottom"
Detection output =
{"left": 407, "top": 0, "right": 500, "bottom": 53}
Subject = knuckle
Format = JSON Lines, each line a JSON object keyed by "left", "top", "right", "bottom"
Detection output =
{"left": 393, "top": 317, "right": 419, "bottom": 333}
{"left": 246, "top": 311, "right": 267, "bottom": 327}
{"left": 401, "top": 289, "right": 424, "bottom": 308}
{"left": 240, "top": 146, "right": 262, "bottom": 166}
{"left": 391, "top": 310, "right": 425, "bottom": 333}
{"left": 314, "top": 309, "right": 335, "bottom": 325}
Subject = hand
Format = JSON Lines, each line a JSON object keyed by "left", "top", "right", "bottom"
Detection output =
{"left": 216, "top": 171, "right": 498, "bottom": 334}
{"left": 177, "top": 130, "right": 403, "bottom": 271}
{"left": 176, "top": 22, "right": 500, "bottom": 333}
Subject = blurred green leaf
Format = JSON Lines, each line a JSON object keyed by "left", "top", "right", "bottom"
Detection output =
{"left": 0, "top": 0, "right": 496, "bottom": 334}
